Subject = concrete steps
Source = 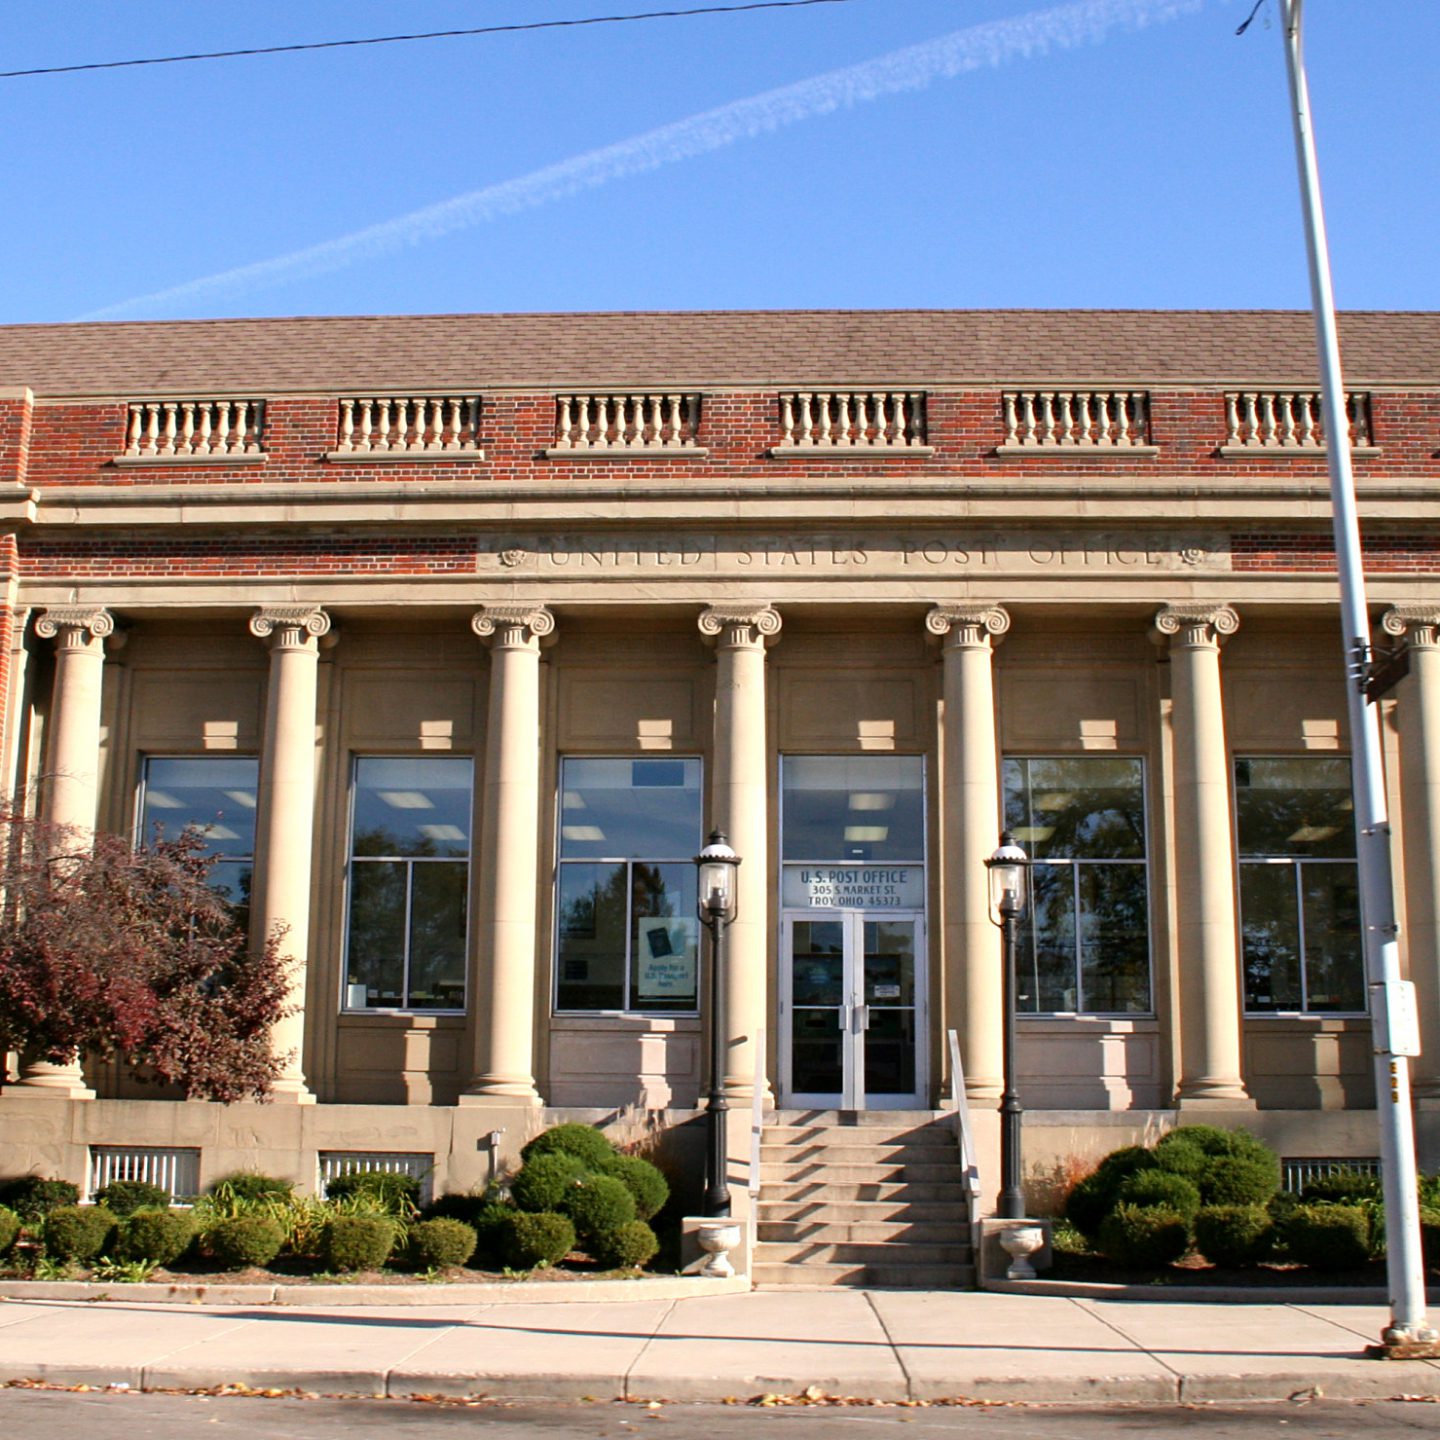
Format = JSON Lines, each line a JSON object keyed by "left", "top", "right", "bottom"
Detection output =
{"left": 751, "top": 1110, "right": 975, "bottom": 1289}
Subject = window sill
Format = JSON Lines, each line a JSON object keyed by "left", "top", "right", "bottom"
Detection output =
{"left": 552, "top": 1012, "right": 701, "bottom": 1028}
{"left": 340, "top": 1009, "right": 466, "bottom": 1022}
{"left": 767, "top": 445, "right": 935, "bottom": 459}
{"left": 542, "top": 446, "right": 709, "bottom": 460}
{"left": 1218, "top": 445, "right": 1381, "bottom": 459}
{"left": 111, "top": 452, "right": 267, "bottom": 466}
{"left": 993, "top": 444, "right": 1159, "bottom": 459}
{"left": 325, "top": 447, "right": 485, "bottom": 463}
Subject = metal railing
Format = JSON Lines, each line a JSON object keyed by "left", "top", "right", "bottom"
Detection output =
{"left": 947, "top": 1028, "right": 983, "bottom": 1202}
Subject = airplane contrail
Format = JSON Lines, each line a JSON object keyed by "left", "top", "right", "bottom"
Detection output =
{"left": 81, "top": 0, "right": 1221, "bottom": 320}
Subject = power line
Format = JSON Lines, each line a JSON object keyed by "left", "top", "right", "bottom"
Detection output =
{"left": 0, "top": 0, "right": 854, "bottom": 81}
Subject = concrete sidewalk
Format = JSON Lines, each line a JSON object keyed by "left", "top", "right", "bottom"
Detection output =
{"left": 3, "top": 1288, "right": 1440, "bottom": 1405}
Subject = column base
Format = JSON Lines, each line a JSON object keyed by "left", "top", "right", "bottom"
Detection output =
{"left": 1175, "top": 1087, "right": 1256, "bottom": 1110}
{"left": 460, "top": 1080, "right": 542, "bottom": 1105}
{"left": 15, "top": 1059, "right": 95, "bottom": 1100}
{"left": 266, "top": 1078, "right": 316, "bottom": 1105}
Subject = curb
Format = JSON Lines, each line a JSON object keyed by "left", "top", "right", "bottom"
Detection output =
{"left": 983, "top": 1278, "right": 1402, "bottom": 1303}
{"left": 0, "top": 1274, "right": 749, "bottom": 1306}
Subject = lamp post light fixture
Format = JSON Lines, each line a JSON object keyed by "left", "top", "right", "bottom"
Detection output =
{"left": 695, "top": 829, "right": 740, "bottom": 1218}
{"left": 985, "top": 831, "right": 1030, "bottom": 1222}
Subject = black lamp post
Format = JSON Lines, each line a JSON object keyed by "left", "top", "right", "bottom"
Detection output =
{"left": 695, "top": 829, "right": 740, "bottom": 1218}
{"left": 985, "top": 830, "right": 1030, "bottom": 1221}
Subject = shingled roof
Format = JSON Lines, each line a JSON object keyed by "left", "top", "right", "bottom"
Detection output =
{"left": 0, "top": 310, "right": 1436, "bottom": 396}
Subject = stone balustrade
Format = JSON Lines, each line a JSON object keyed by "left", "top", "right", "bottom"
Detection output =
{"left": 773, "top": 391, "right": 927, "bottom": 452}
{"left": 331, "top": 396, "right": 481, "bottom": 457}
{"left": 120, "top": 399, "right": 266, "bottom": 462}
{"left": 1223, "top": 390, "right": 1374, "bottom": 451}
{"left": 548, "top": 393, "right": 702, "bottom": 453}
{"left": 1000, "top": 391, "right": 1153, "bottom": 451}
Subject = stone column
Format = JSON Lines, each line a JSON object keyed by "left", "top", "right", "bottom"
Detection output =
{"left": 698, "top": 604, "right": 781, "bottom": 1101}
{"left": 464, "top": 605, "right": 553, "bottom": 1102}
{"left": 249, "top": 605, "right": 331, "bottom": 1104}
{"left": 1155, "top": 603, "right": 1251, "bottom": 1105}
{"left": 16, "top": 606, "right": 113, "bottom": 1095}
{"left": 927, "top": 605, "right": 1010, "bottom": 1102}
{"left": 1383, "top": 605, "right": 1440, "bottom": 1097}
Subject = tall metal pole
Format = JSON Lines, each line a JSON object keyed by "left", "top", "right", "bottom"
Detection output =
{"left": 999, "top": 902, "right": 1025, "bottom": 1221}
{"left": 704, "top": 898, "right": 731, "bottom": 1218}
{"left": 1278, "top": 0, "right": 1435, "bottom": 1352}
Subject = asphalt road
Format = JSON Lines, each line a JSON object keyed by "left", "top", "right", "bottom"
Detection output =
{"left": 5, "top": 1391, "right": 1440, "bottom": 1440}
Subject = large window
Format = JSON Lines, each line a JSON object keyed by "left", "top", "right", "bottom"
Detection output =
{"left": 1237, "top": 756, "right": 1363, "bottom": 1014}
{"left": 345, "top": 757, "right": 472, "bottom": 1012}
{"left": 555, "top": 758, "right": 702, "bottom": 1013}
{"left": 781, "top": 755, "right": 925, "bottom": 865}
{"left": 138, "top": 756, "right": 258, "bottom": 922}
{"left": 1002, "top": 757, "right": 1151, "bottom": 1014}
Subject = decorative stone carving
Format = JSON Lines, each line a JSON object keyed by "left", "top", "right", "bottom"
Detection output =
{"left": 471, "top": 605, "right": 555, "bottom": 642}
{"left": 1153, "top": 603, "right": 1240, "bottom": 646}
{"left": 1383, "top": 606, "right": 1440, "bottom": 647}
{"left": 249, "top": 606, "right": 332, "bottom": 641}
{"left": 35, "top": 607, "right": 114, "bottom": 643}
{"left": 697, "top": 604, "right": 782, "bottom": 646}
{"left": 925, "top": 604, "right": 1011, "bottom": 646}
{"left": 499, "top": 548, "right": 527, "bottom": 568}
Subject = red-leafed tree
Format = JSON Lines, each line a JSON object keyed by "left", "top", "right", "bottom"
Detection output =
{"left": 0, "top": 814, "right": 291, "bottom": 1101}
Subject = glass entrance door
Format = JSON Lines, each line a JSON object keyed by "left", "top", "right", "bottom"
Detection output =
{"left": 782, "top": 911, "right": 925, "bottom": 1109}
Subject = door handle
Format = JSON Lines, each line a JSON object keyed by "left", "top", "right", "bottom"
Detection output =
{"left": 852, "top": 1004, "right": 870, "bottom": 1033}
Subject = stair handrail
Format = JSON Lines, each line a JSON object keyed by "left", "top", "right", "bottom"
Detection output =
{"left": 946, "top": 1028, "right": 983, "bottom": 1200}
{"left": 748, "top": 1026, "right": 766, "bottom": 1200}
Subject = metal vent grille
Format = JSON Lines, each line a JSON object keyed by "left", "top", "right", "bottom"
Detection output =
{"left": 317, "top": 1151, "right": 433, "bottom": 1204}
{"left": 1281, "top": 1156, "right": 1381, "bottom": 1194}
{"left": 87, "top": 1145, "right": 201, "bottom": 1202}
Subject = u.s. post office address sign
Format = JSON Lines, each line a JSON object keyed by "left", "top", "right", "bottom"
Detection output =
{"left": 782, "top": 865, "right": 925, "bottom": 910}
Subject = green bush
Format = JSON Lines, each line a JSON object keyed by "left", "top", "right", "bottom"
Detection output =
{"left": 1097, "top": 1204, "right": 1190, "bottom": 1269}
{"left": 321, "top": 1215, "right": 396, "bottom": 1272}
{"left": 0, "top": 1205, "right": 18, "bottom": 1256}
{"left": 94, "top": 1180, "right": 171, "bottom": 1216}
{"left": 324, "top": 1169, "right": 421, "bottom": 1215}
{"left": 1152, "top": 1127, "right": 1280, "bottom": 1206}
{"left": 114, "top": 1209, "right": 195, "bottom": 1266}
{"left": 1064, "top": 1146, "right": 1155, "bottom": 1241}
{"left": 560, "top": 1174, "right": 636, "bottom": 1246}
{"left": 424, "top": 1191, "right": 496, "bottom": 1227}
{"left": 499, "top": 1210, "right": 575, "bottom": 1270}
{"left": 591, "top": 1219, "right": 659, "bottom": 1270}
{"left": 1114, "top": 1169, "right": 1202, "bottom": 1222}
{"left": 597, "top": 1155, "right": 670, "bottom": 1223}
{"left": 520, "top": 1123, "right": 616, "bottom": 1171}
{"left": 211, "top": 1172, "right": 295, "bottom": 1203}
{"left": 1279, "top": 1204, "right": 1371, "bottom": 1271}
{"left": 409, "top": 1217, "right": 477, "bottom": 1270}
{"left": 44, "top": 1205, "right": 118, "bottom": 1263}
{"left": 0, "top": 1177, "right": 80, "bottom": 1220}
{"left": 208, "top": 1214, "right": 285, "bottom": 1270}
{"left": 1300, "top": 1168, "right": 1383, "bottom": 1205}
{"left": 469, "top": 1203, "right": 517, "bottom": 1269}
{"left": 1194, "top": 1204, "right": 1274, "bottom": 1268}
{"left": 1202, "top": 1154, "right": 1281, "bottom": 1207}
{"left": 510, "top": 1152, "right": 586, "bottom": 1213}
{"left": 1420, "top": 1207, "right": 1440, "bottom": 1271}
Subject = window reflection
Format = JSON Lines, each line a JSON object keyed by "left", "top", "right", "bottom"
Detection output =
{"left": 781, "top": 756, "right": 924, "bottom": 862}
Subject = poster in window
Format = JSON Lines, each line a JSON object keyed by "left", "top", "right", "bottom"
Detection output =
{"left": 636, "top": 918, "right": 698, "bottom": 1000}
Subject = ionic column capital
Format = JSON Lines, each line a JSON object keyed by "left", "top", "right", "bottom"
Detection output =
{"left": 1154, "top": 603, "right": 1240, "bottom": 649}
{"left": 35, "top": 606, "right": 114, "bottom": 648}
{"left": 925, "top": 604, "right": 1011, "bottom": 649}
{"left": 471, "top": 605, "right": 555, "bottom": 648}
{"left": 249, "top": 606, "right": 332, "bottom": 650}
{"left": 697, "top": 604, "right": 782, "bottom": 649}
{"left": 1382, "top": 605, "right": 1440, "bottom": 649}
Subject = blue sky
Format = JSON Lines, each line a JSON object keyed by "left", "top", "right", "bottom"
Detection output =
{"left": 3, "top": 0, "right": 1436, "bottom": 323}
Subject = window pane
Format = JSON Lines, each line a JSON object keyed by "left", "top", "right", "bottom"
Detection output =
{"left": 141, "top": 756, "right": 258, "bottom": 857}
{"left": 1235, "top": 757, "right": 1356, "bottom": 859}
{"left": 208, "top": 861, "right": 253, "bottom": 928}
{"left": 1241, "top": 862, "right": 1303, "bottom": 1010}
{"left": 351, "top": 757, "right": 472, "bottom": 858}
{"left": 1021, "top": 865, "right": 1077, "bottom": 1012}
{"left": 559, "top": 758, "right": 701, "bottom": 859}
{"left": 346, "top": 861, "right": 407, "bottom": 1008}
{"left": 1003, "top": 757, "right": 1145, "bottom": 860}
{"left": 1301, "top": 862, "right": 1364, "bottom": 1011}
{"left": 781, "top": 755, "right": 925, "bottom": 861}
{"left": 555, "top": 861, "right": 628, "bottom": 1010}
{"left": 791, "top": 920, "right": 845, "bottom": 1006}
{"left": 1079, "top": 864, "right": 1150, "bottom": 1012}
{"left": 407, "top": 861, "right": 468, "bottom": 1009}
{"left": 629, "top": 862, "right": 699, "bottom": 1010}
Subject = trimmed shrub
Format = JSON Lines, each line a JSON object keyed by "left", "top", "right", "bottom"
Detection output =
{"left": 325, "top": 1169, "right": 421, "bottom": 1215}
{"left": 114, "top": 1209, "right": 195, "bottom": 1267}
{"left": 559, "top": 1174, "right": 636, "bottom": 1246}
{"left": 44, "top": 1205, "right": 118, "bottom": 1263}
{"left": 208, "top": 1214, "right": 284, "bottom": 1270}
{"left": 409, "top": 1217, "right": 477, "bottom": 1270}
{"left": 94, "top": 1180, "right": 170, "bottom": 1217}
{"left": 1114, "top": 1169, "right": 1202, "bottom": 1222}
{"left": 510, "top": 1152, "right": 586, "bottom": 1213}
{"left": 211, "top": 1172, "right": 295, "bottom": 1202}
{"left": 1194, "top": 1204, "right": 1274, "bottom": 1268}
{"left": 591, "top": 1219, "right": 659, "bottom": 1271}
{"left": 1279, "top": 1204, "right": 1371, "bottom": 1271}
{"left": 1097, "top": 1204, "right": 1190, "bottom": 1269}
{"left": 469, "top": 1203, "right": 517, "bottom": 1269}
{"left": 597, "top": 1155, "right": 669, "bottom": 1223}
{"left": 0, "top": 1205, "right": 19, "bottom": 1256}
{"left": 424, "top": 1191, "right": 495, "bottom": 1227}
{"left": 519, "top": 1123, "right": 616, "bottom": 1171}
{"left": 1420, "top": 1207, "right": 1440, "bottom": 1271}
{"left": 1202, "top": 1154, "right": 1281, "bottom": 1207}
{"left": 499, "top": 1210, "right": 575, "bottom": 1270}
{"left": 1151, "top": 1137, "right": 1208, "bottom": 1183}
{"left": 1155, "top": 1124, "right": 1240, "bottom": 1160}
{"left": 1064, "top": 1146, "right": 1155, "bottom": 1241}
{"left": 1300, "top": 1168, "right": 1383, "bottom": 1205}
{"left": 321, "top": 1215, "right": 396, "bottom": 1273}
{"left": 0, "top": 1177, "right": 80, "bottom": 1221}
